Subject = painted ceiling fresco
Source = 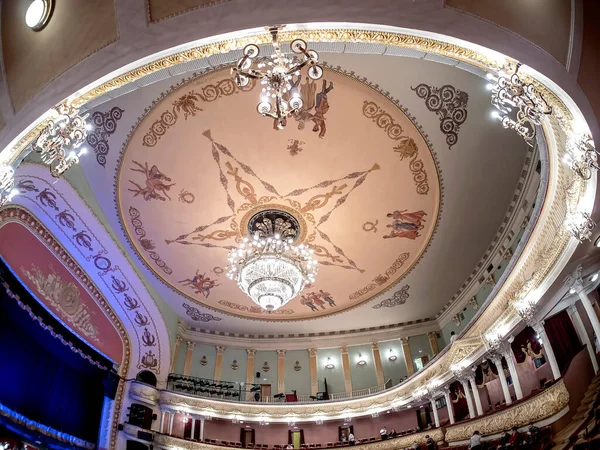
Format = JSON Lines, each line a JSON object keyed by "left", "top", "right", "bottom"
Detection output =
{"left": 0, "top": 221, "right": 124, "bottom": 363}
{"left": 116, "top": 67, "right": 441, "bottom": 320}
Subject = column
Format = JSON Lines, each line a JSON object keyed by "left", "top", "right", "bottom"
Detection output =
{"left": 501, "top": 345, "right": 523, "bottom": 400}
{"left": 191, "top": 416, "right": 196, "bottom": 440}
{"left": 169, "top": 411, "right": 175, "bottom": 435}
{"left": 200, "top": 417, "right": 205, "bottom": 441}
{"left": 308, "top": 348, "right": 318, "bottom": 396}
{"left": 277, "top": 349, "right": 286, "bottom": 393}
{"left": 459, "top": 378, "right": 475, "bottom": 419}
{"left": 468, "top": 375, "right": 483, "bottom": 416}
{"left": 533, "top": 321, "right": 561, "bottom": 380}
{"left": 371, "top": 343, "right": 385, "bottom": 386}
{"left": 183, "top": 341, "right": 195, "bottom": 376}
{"left": 428, "top": 332, "right": 440, "bottom": 356}
{"left": 490, "top": 355, "right": 512, "bottom": 405}
{"left": 568, "top": 304, "right": 599, "bottom": 373}
{"left": 214, "top": 346, "right": 226, "bottom": 381}
{"left": 572, "top": 277, "right": 600, "bottom": 352}
{"left": 159, "top": 410, "right": 165, "bottom": 433}
{"left": 341, "top": 346, "right": 353, "bottom": 393}
{"left": 246, "top": 349, "right": 257, "bottom": 400}
{"left": 170, "top": 335, "right": 183, "bottom": 373}
{"left": 400, "top": 337, "right": 415, "bottom": 376}
{"left": 430, "top": 397, "right": 440, "bottom": 428}
{"left": 443, "top": 388, "right": 455, "bottom": 424}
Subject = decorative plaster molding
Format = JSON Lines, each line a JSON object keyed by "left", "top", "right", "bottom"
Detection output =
{"left": 129, "top": 381, "right": 160, "bottom": 406}
{"left": 445, "top": 380, "right": 569, "bottom": 441}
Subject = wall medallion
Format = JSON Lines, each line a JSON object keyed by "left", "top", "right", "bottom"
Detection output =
{"left": 200, "top": 355, "right": 208, "bottom": 366}
{"left": 294, "top": 361, "right": 302, "bottom": 372}
{"left": 262, "top": 361, "right": 270, "bottom": 372}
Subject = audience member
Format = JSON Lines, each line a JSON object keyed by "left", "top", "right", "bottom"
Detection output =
{"left": 497, "top": 430, "right": 509, "bottom": 449}
{"left": 470, "top": 431, "right": 482, "bottom": 450}
{"left": 506, "top": 427, "right": 520, "bottom": 448}
{"left": 411, "top": 441, "right": 419, "bottom": 450}
{"left": 380, "top": 427, "right": 388, "bottom": 440}
{"left": 348, "top": 432, "right": 355, "bottom": 445}
{"left": 425, "top": 435, "right": 435, "bottom": 450}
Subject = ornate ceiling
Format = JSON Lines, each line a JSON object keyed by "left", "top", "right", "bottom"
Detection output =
{"left": 66, "top": 51, "right": 530, "bottom": 335}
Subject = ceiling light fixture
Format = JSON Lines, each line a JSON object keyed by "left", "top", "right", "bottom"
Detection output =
{"left": 388, "top": 349, "right": 397, "bottom": 362}
{"left": 32, "top": 103, "right": 89, "bottom": 178}
{"left": 489, "top": 63, "right": 552, "bottom": 146}
{"left": 357, "top": 353, "right": 367, "bottom": 366}
{"left": 231, "top": 26, "right": 324, "bottom": 130}
{"left": 591, "top": 273, "right": 599, "bottom": 283}
{"left": 25, "top": 0, "right": 53, "bottom": 31}
{"left": 226, "top": 209, "right": 317, "bottom": 312}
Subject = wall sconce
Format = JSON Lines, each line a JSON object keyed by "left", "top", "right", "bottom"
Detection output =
{"left": 231, "top": 360, "right": 239, "bottom": 370}
{"left": 182, "top": 414, "right": 190, "bottom": 423}
{"left": 357, "top": 353, "right": 367, "bottom": 366}
{"left": 200, "top": 355, "right": 208, "bottom": 366}
{"left": 325, "top": 357, "right": 335, "bottom": 369}
{"left": 388, "top": 349, "right": 398, "bottom": 362}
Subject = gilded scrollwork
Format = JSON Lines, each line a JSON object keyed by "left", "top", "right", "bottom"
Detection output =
{"left": 445, "top": 380, "right": 569, "bottom": 441}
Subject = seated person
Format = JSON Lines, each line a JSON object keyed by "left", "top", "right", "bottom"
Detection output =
{"left": 525, "top": 423, "right": 539, "bottom": 445}
{"left": 470, "top": 431, "right": 482, "bottom": 450}
{"left": 379, "top": 427, "right": 388, "bottom": 440}
{"left": 425, "top": 435, "right": 435, "bottom": 450}
{"left": 348, "top": 433, "right": 355, "bottom": 445}
{"left": 411, "top": 441, "right": 419, "bottom": 450}
{"left": 497, "top": 430, "right": 510, "bottom": 449}
{"left": 507, "top": 427, "right": 520, "bottom": 448}
{"left": 388, "top": 429, "right": 397, "bottom": 438}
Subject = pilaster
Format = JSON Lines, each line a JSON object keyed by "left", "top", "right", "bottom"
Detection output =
{"left": 400, "top": 337, "right": 415, "bottom": 375}
{"left": 214, "top": 345, "right": 226, "bottom": 381}
{"left": 183, "top": 341, "right": 195, "bottom": 376}
{"left": 341, "top": 346, "right": 353, "bottom": 393}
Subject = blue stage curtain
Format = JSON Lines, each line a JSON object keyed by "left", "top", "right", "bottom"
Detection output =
{"left": 0, "top": 264, "right": 109, "bottom": 443}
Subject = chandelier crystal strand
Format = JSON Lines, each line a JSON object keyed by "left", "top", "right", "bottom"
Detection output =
{"left": 226, "top": 232, "right": 318, "bottom": 312}
{"left": 32, "top": 103, "right": 89, "bottom": 178}
{"left": 489, "top": 63, "right": 552, "bottom": 146}
{"left": 231, "top": 26, "right": 323, "bottom": 130}
{"left": 565, "top": 134, "right": 598, "bottom": 180}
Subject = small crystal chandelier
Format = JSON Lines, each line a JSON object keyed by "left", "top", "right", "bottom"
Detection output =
{"left": 514, "top": 298, "right": 537, "bottom": 326}
{"left": 32, "top": 103, "right": 89, "bottom": 178}
{"left": 0, "top": 164, "right": 17, "bottom": 207}
{"left": 231, "top": 26, "right": 324, "bottom": 130}
{"left": 489, "top": 63, "right": 552, "bottom": 146}
{"left": 565, "top": 134, "right": 598, "bottom": 180}
{"left": 566, "top": 211, "right": 596, "bottom": 242}
{"left": 226, "top": 209, "right": 318, "bottom": 311}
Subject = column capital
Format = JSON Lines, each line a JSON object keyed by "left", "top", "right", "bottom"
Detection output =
{"left": 427, "top": 331, "right": 437, "bottom": 339}
{"left": 565, "top": 266, "right": 585, "bottom": 293}
{"left": 400, "top": 336, "right": 410, "bottom": 345}
{"left": 246, "top": 348, "right": 257, "bottom": 357}
{"left": 308, "top": 348, "right": 317, "bottom": 357}
{"left": 216, "top": 345, "right": 226, "bottom": 355}
{"left": 468, "top": 297, "right": 478, "bottom": 310}
{"left": 371, "top": 342, "right": 379, "bottom": 350}
{"left": 186, "top": 340, "right": 195, "bottom": 349}
{"left": 175, "top": 335, "right": 183, "bottom": 345}
{"left": 277, "top": 349, "right": 286, "bottom": 357}
{"left": 442, "top": 386, "right": 451, "bottom": 395}
{"left": 503, "top": 247, "right": 513, "bottom": 261}
{"left": 567, "top": 304, "right": 578, "bottom": 315}
{"left": 340, "top": 345, "right": 349, "bottom": 354}
{"left": 532, "top": 321, "right": 546, "bottom": 336}
{"left": 467, "top": 373, "right": 477, "bottom": 385}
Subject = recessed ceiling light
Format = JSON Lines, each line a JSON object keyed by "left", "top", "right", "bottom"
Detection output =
{"left": 595, "top": 236, "right": 600, "bottom": 248}
{"left": 592, "top": 273, "right": 599, "bottom": 282}
{"left": 569, "top": 288, "right": 576, "bottom": 294}
{"left": 25, "top": 0, "right": 53, "bottom": 31}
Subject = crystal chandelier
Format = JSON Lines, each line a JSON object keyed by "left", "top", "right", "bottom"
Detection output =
{"left": 566, "top": 134, "right": 598, "bottom": 180}
{"left": 0, "top": 164, "right": 17, "bottom": 207}
{"left": 489, "top": 63, "right": 552, "bottom": 146}
{"left": 226, "top": 209, "right": 318, "bottom": 311}
{"left": 566, "top": 211, "right": 596, "bottom": 242}
{"left": 231, "top": 27, "right": 324, "bottom": 130}
{"left": 32, "top": 103, "right": 89, "bottom": 178}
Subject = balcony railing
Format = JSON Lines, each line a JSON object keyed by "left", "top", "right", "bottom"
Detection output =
{"left": 167, "top": 373, "right": 393, "bottom": 404}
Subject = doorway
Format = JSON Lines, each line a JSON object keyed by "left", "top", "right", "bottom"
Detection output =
{"left": 241, "top": 428, "right": 255, "bottom": 447}
{"left": 339, "top": 425, "right": 354, "bottom": 443}
{"left": 292, "top": 431, "right": 301, "bottom": 448}
{"left": 261, "top": 384, "right": 272, "bottom": 399}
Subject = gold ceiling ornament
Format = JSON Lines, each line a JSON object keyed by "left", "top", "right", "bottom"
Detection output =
{"left": 231, "top": 26, "right": 324, "bottom": 130}
{"left": 445, "top": 380, "right": 568, "bottom": 441}
{"left": 31, "top": 103, "right": 91, "bottom": 178}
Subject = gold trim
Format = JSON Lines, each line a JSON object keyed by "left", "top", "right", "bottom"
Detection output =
{"left": 445, "top": 380, "right": 569, "bottom": 441}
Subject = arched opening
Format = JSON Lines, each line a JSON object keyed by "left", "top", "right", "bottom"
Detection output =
{"left": 135, "top": 370, "right": 157, "bottom": 387}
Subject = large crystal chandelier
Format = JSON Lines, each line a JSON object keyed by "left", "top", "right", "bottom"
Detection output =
{"left": 32, "top": 103, "right": 89, "bottom": 178}
{"left": 231, "top": 27, "right": 324, "bottom": 130}
{"left": 489, "top": 63, "right": 552, "bottom": 146}
{"left": 226, "top": 209, "right": 318, "bottom": 311}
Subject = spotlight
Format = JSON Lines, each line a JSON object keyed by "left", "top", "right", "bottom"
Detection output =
{"left": 25, "top": 0, "right": 53, "bottom": 31}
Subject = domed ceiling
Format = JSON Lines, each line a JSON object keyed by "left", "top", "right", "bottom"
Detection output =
{"left": 115, "top": 67, "right": 440, "bottom": 320}
{"left": 61, "top": 51, "right": 530, "bottom": 335}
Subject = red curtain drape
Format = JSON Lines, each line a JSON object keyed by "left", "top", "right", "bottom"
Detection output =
{"left": 183, "top": 418, "right": 192, "bottom": 439}
{"left": 544, "top": 310, "right": 582, "bottom": 373}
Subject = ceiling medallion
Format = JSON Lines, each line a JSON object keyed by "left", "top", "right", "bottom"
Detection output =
{"left": 231, "top": 26, "right": 324, "bottom": 130}
{"left": 226, "top": 208, "right": 318, "bottom": 312}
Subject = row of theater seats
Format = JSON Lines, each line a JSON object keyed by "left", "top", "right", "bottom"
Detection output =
{"left": 167, "top": 373, "right": 259, "bottom": 399}
{"left": 439, "top": 426, "right": 553, "bottom": 450}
